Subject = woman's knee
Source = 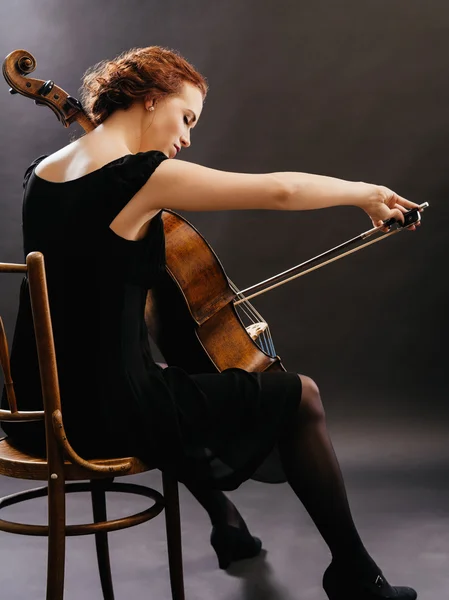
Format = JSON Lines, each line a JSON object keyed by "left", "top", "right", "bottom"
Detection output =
{"left": 297, "top": 374, "right": 325, "bottom": 422}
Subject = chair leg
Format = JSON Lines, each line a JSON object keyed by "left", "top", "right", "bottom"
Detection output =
{"left": 46, "top": 475, "right": 66, "bottom": 600}
{"left": 162, "top": 471, "right": 185, "bottom": 600}
{"left": 91, "top": 479, "right": 115, "bottom": 600}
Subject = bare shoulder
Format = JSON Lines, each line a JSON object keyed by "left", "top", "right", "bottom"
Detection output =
{"left": 33, "top": 146, "right": 76, "bottom": 182}
{"left": 34, "top": 138, "right": 124, "bottom": 183}
{"left": 142, "top": 158, "right": 287, "bottom": 212}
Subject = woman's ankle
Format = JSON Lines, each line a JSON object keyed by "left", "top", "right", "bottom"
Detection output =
{"left": 331, "top": 547, "right": 379, "bottom": 577}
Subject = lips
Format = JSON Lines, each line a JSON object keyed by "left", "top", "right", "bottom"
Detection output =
{"left": 174, "top": 144, "right": 180, "bottom": 155}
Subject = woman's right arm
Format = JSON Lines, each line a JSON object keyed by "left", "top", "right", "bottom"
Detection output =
{"left": 142, "top": 159, "right": 419, "bottom": 227}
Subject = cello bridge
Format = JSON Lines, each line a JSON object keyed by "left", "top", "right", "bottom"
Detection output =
{"left": 245, "top": 321, "right": 268, "bottom": 341}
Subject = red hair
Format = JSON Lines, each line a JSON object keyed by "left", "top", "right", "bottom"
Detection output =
{"left": 79, "top": 46, "right": 208, "bottom": 126}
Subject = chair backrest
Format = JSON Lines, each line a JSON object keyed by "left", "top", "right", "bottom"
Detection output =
{"left": 0, "top": 251, "right": 62, "bottom": 458}
{"left": 0, "top": 252, "right": 135, "bottom": 477}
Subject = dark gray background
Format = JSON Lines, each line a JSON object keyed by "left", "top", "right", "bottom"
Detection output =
{"left": 1, "top": 0, "right": 446, "bottom": 422}
{"left": 0, "top": 2, "right": 448, "bottom": 599}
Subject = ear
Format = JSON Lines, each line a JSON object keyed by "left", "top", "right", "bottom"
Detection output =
{"left": 144, "top": 94, "right": 157, "bottom": 110}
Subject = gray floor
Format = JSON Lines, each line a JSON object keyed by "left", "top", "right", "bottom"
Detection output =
{"left": 0, "top": 418, "right": 448, "bottom": 600}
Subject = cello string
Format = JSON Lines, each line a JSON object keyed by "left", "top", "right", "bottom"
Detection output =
{"left": 235, "top": 229, "right": 400, "bottom": 305}
{"left": 230, "top": 279, "right": 271, "bottom": 353}
{"left": 242, "top": 296, "right": 276, "bottom": 357}
{"left": 261, "top": 325, "right": 275, "bottom": 357}
{"left": 229, "top": 279, "right": 276, "bottom": 356}
{"left": 233, "top": 281, "right": 276, "bottom": 356}
{"left": 231, "top": 279, "right": 269, "bottom": 336}
{"left": 229, "top": 279, "right": 270, "bottom": 351}
{"left": 230, "top": 279, "right": 261, "bottom": 325}
{"left": 230, "top": 281, "right": 258, "bottom": 325}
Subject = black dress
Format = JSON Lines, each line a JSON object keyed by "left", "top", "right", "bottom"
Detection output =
{"left": 1, "top": 151, "right": 302, "bottom": 491}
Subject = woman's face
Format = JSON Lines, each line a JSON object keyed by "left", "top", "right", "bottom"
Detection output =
{"left": 144, "top": 82, "right": 203, "bottom": 158}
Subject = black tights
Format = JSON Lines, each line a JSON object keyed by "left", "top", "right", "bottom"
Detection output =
{"left": 185, "top": 374, "right": 372, "bottom": 567}
{"left": 278, "top": 375, "right": 370, "bottom": 565}
{"left": 183, "top": 481, "right": 243, "bottom": 529}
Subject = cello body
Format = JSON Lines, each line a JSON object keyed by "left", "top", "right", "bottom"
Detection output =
{"left": 145, "top": 211, "right": 286, "bottom": 374}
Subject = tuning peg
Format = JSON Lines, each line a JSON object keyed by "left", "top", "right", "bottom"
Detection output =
{"left": 37, "top": 80, "right": 54, "bottom": 97}
{"left": 66, "top": 95, "right": 83, "bottom": 111}
{"left": 8, "top": 87, "right": 18, "bottom": 95}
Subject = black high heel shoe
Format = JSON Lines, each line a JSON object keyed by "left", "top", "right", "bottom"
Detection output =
{"left": 210, "top": 523, "right": 263, "bottom": 569}
{"left": 323, "top": 560, "right": 417, "bottom": 600}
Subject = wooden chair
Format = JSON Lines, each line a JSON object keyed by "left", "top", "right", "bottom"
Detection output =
{"left": 0, "top": 251, "right": 185, "bottom": 600}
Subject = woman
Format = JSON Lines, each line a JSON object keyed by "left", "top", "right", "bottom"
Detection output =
{"left": 1, "top": 46, "right": 419, "bottom": 599}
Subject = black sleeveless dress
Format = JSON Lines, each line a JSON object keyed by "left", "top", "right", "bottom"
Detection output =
{"left": 1, "top": 151, "right": 302, "bottom": 491}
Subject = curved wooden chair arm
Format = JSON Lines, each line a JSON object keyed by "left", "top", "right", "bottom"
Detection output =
{"left": 51, "top": 410, "right": 132, "bottom": 475}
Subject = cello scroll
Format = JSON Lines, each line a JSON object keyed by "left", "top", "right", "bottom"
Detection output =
{"left": 3, "top": 49, "right": 93, "bottom": 131}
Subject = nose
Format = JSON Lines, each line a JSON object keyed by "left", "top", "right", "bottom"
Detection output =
{"left": 180, "top": 132, "right": 190, "bottom": 148}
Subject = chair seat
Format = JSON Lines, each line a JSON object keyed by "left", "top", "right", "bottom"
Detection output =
{"left": 0, "top": 437, "right": 155, "bottom": 481}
